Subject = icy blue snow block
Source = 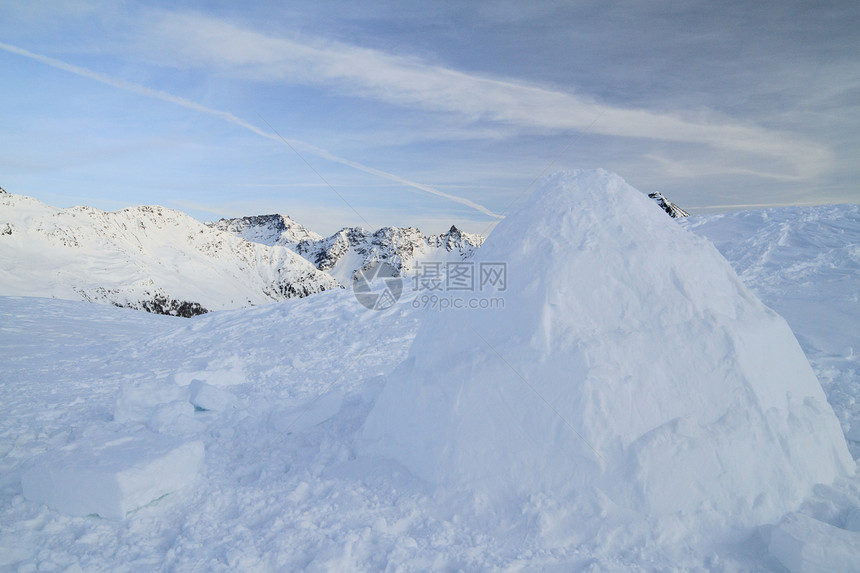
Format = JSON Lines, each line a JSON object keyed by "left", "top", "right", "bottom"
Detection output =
{"left": 768, "top": 512, "right": 860, "bottom": 573}
{"left": 189, "top": 379, "right": 237, "bottom": 412}
{"left": 22, "top": 432, "right": 204, "bottom": 519}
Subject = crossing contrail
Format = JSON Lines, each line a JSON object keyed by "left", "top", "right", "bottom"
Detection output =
{"left": 0, "top": 41, "right": 502, "bottom": 219}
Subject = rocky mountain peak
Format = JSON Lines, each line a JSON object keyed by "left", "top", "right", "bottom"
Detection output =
{"left": 648, "top": 192, "right": 690, "bottom": 218}
{"left": 209, "top": 214, "right": 323, "bottom": 246}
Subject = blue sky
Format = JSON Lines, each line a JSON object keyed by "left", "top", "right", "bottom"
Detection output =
{"left": 1, "top": 1, "right": 858, "bottom": 235}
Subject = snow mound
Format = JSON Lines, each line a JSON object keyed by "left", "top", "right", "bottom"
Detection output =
{"left": 22, "top": 432, "right": 204, "bottom": 520}
{"left": 360, "top": 170, "right": 854, "bottom": 528}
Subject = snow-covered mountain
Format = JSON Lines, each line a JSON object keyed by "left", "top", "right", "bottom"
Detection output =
{"left": 213, "top": 214, "right": 484, "bottom": 285}
{"left": 290, "top": 224, "right": 482, "bottom": 284}
{"left": 0, "top": 193, "right": 340, "bottom": 316}
{"left": 208, "top": 214, "right": 323, "bottom": 246}
{"left": 1, "top": 191, "right": 483, "bottom": 315}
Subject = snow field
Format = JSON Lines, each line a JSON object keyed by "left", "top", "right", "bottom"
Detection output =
{"left": 1, "top": 171, "right": 859, "bottom": 570}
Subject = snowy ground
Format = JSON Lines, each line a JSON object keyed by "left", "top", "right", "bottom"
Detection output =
{"left": 1, "top": 201, "right": 858, "bottom": 572}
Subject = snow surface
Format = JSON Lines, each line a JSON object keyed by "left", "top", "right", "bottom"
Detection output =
{"left": 22, "top": 433, "right": 204, "bottom": 520}
{"left": 1, "top": 171, "right": 859, "bottom": 571}
{"left": 768, "top": 511, "right": 860, "bottom": 573}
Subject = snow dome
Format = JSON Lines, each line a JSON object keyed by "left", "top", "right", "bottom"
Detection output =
{"left": 360, "top": 169, "right": 854, "bottom": 526}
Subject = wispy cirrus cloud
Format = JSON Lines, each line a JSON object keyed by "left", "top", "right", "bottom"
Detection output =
{"left": 0, "top": 40, "right": 502, "bottom": 220}
{"left": 138, "top": 11, "right": 831, "bottom": 181}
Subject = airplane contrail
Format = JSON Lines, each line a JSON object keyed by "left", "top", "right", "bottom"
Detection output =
{"left": 0, "top": 41, "right": 502, "bottom": 219}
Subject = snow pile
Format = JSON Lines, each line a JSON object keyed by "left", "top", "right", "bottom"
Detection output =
{"left": 22, "top": 432, "right": 204, "bottom": 520}
{"left": 114, "top": 378, "right": 191, "bottom": 426}
{"left": 361, "top": 170, "right": 854, "bottom": 530}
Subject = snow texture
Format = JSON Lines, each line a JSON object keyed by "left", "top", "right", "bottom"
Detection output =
{"left": 768, "top": 512, "right": 860, "bottom": 573}
{"left": 22, "top": 432, "right": 204, "bottom": 520}
{"left": 361, "top": 170, "right": 854, "bottom": 531}
{"left": 684, "top": 204, "right": 860, "bottom": 457}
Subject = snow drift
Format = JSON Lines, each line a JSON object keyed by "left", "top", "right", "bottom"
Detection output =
{"left": 360, "top": 170, "right": 854, "bottom": 528}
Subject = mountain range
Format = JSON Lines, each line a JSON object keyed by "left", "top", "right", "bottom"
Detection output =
{"left": 1, "top": 187, "right": 685, "bottom": 316}
{"left": 211, "top": 215, "right": 484, "bottom": 285}
{"left": 0, "top": 191, "right": 484, "bottom": 315}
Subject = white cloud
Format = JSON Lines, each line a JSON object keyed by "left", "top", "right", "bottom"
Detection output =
{"left": 0, "top": 40, "right": 502, "bottom": 220}
{"left": 139, "top": 11, "right": 831, "bottom": 181}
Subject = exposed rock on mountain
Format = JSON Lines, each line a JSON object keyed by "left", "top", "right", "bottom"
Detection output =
{"left": 293, "top": 225, "right": 484, "bottom": 284}
{"left": 209, "top": 214, "right": 323, "bottom": 246}
{"left": 649, "top": 191, "right": 690, "bottom": 218}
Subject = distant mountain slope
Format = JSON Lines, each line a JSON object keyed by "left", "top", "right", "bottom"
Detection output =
{"left": 214, "top": 213, "right": 485, "bottom": 285}
{"left": 209, "top": 214, "right": 323, "bottom": 246}
{"left": 295, "top": 225, "right": 484, "bottom": 284}
{"left": 0, "top": 193, "right": 341, "bottom": 315}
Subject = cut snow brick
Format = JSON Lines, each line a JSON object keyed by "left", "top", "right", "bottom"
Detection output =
{"left": 768, "top": 512, "right": 860, "bottom": 573}
{"left": 189, "top": 379, "right": 237, "bottom": 412}
{"left": 114, "top": 379, "right": 188, "bottom": 424}
{"left": 22, "top": 432, "right": 204, "bottom": 519}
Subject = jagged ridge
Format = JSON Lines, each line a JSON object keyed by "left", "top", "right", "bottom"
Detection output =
{"left": 209, "top": 214, "right": 323, "bottom": 246}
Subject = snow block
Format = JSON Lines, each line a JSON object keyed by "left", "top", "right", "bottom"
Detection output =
{"left": 22, "top": 432, "right": 204, "bottom": 519}
{"left": 189, "top": 379, "right": 236, "bottom": 412}
{"left": 174, "top": 355, "right": 246, "bottom": 387}
{"left": 360, "top": 170, "right": 854, "bottom": 529}
{"left": 768, "top": 512, "right": 860, "bottom": 573}
{"left": 114, "top": 379, "right": 198, "bottom": 433}
{"left": 114, "top": 379, "right": 188, "bottom": 424}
